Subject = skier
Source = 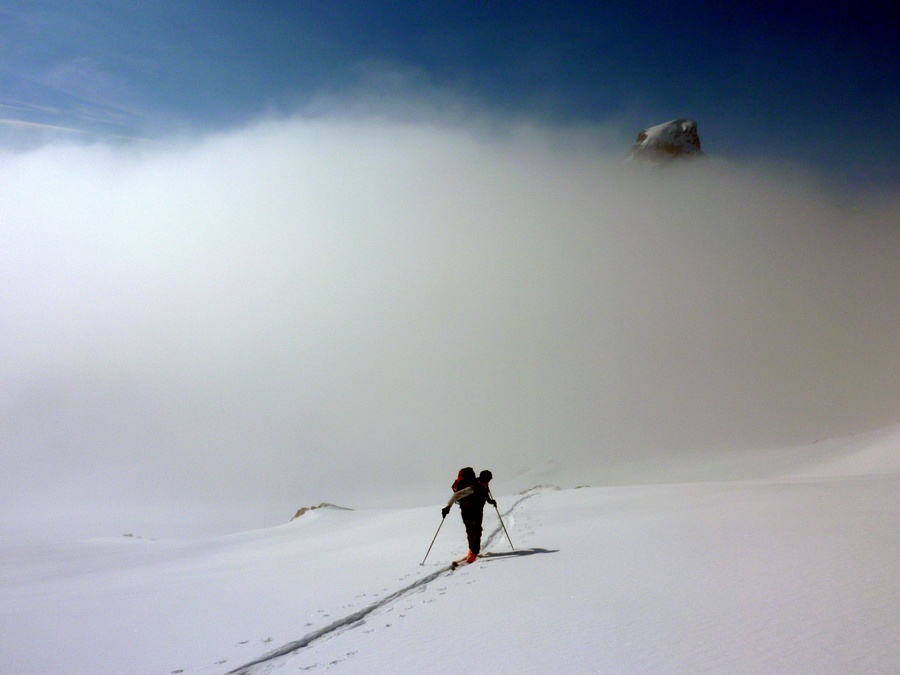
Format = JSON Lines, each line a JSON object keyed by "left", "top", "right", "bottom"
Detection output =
{"left": 442, "top": 469, "right": 496, "bottom": 563}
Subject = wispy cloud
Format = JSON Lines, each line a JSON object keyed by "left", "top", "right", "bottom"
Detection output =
{"left": 0, "top": 33, "right": 151, "bottom": 140}
{"left": 0, "top": 101, "right": 63, "bottom": 114}
{"left": 0, "top": 118, "right": 149, "bottom": 144}
{"left": 0, "top": 118, "right": 92, "bottom": 133}
{"left": 36, "top": 57, "right": 145, "bottom": 126}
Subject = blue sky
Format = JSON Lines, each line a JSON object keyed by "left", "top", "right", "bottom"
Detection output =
{"left": 1, "top": 1, "right": 897, "bottom": 185}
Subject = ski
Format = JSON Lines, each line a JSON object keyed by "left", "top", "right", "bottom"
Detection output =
{"left": 450, "top": 556, "right": 475, "bottom": 570}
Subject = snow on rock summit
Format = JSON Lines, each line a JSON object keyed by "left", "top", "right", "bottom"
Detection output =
{"left": 627, "top": 118, "right": 704, "bottom": 164}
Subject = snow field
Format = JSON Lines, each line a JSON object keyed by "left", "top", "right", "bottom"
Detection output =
{"left": 274, "top": 476, "right": 897, "bottom": 675}
{"left": 2, "top": 426, "right": 898, "bottom": 674}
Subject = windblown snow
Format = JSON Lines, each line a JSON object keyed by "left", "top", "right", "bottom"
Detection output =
{"left": 2, "top": 424, "right": 898, "bottom": 674}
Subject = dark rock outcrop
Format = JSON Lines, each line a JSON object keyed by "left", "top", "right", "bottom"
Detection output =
{"left": 291, "top": 503, "right": 353, "bottom": 520}
{"left": 626, "top": 118, "right": 704, "bottom": 164}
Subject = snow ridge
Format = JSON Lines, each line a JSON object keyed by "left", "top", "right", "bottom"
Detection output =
{"left": 227, "top": 487, "right": 546, "bottom": 674}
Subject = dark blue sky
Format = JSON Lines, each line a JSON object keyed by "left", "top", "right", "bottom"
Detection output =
{"left": 0, "top": 1, "right": 897, "bottom": 184}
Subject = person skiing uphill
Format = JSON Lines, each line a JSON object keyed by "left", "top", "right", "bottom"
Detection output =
{"left": 442, "top": 469, "right": 496, "bottom": 563}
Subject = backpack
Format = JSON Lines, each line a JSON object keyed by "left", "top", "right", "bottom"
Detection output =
{"left": 452, "top": 467, "right": 476, "bottom": 492}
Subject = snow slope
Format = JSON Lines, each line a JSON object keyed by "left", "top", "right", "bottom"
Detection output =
{"left": 2, "top": 425, "right": 898, "bottom": 674}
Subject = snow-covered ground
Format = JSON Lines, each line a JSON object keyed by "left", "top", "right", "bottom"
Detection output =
{"left": 2, "top": 424, "right": 898, "bottom": 674}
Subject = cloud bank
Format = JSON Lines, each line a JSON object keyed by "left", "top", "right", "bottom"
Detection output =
{"left": 2, "top": 115, "right": 898, "bottom": 536}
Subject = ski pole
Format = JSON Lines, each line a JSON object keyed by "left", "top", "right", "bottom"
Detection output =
{"left": 420, "top": 514, "right": 446, "bottom": 565}
{"left": 489, "top": 489, "right": 514, "bottom": 550}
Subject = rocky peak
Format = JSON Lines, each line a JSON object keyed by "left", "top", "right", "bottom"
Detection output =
{"left": 626, "top": 118, "right": 704, "bottom": 164}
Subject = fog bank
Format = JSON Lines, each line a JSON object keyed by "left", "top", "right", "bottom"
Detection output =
{"left": 2, "top": 116, "right": 898, "bottom": 536}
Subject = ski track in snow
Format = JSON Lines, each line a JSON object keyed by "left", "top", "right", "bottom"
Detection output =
{"left": 226, "top": 487, "right": 547, "bottom": 674}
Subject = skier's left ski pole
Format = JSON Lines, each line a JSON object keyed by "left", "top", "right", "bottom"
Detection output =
{"left": 420, "top": 514, "right": 446, "bottom": 565}
{"left": 489, "top": 489, "right": 514, "bottom": 550}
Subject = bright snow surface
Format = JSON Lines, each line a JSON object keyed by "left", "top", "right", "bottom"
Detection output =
{"left": 3, "top": 425, "right": 899, "bottom": 674}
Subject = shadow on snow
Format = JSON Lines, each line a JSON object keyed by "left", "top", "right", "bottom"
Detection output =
{"left": 480, "top": 547, "right": 559, "bottom": 561}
